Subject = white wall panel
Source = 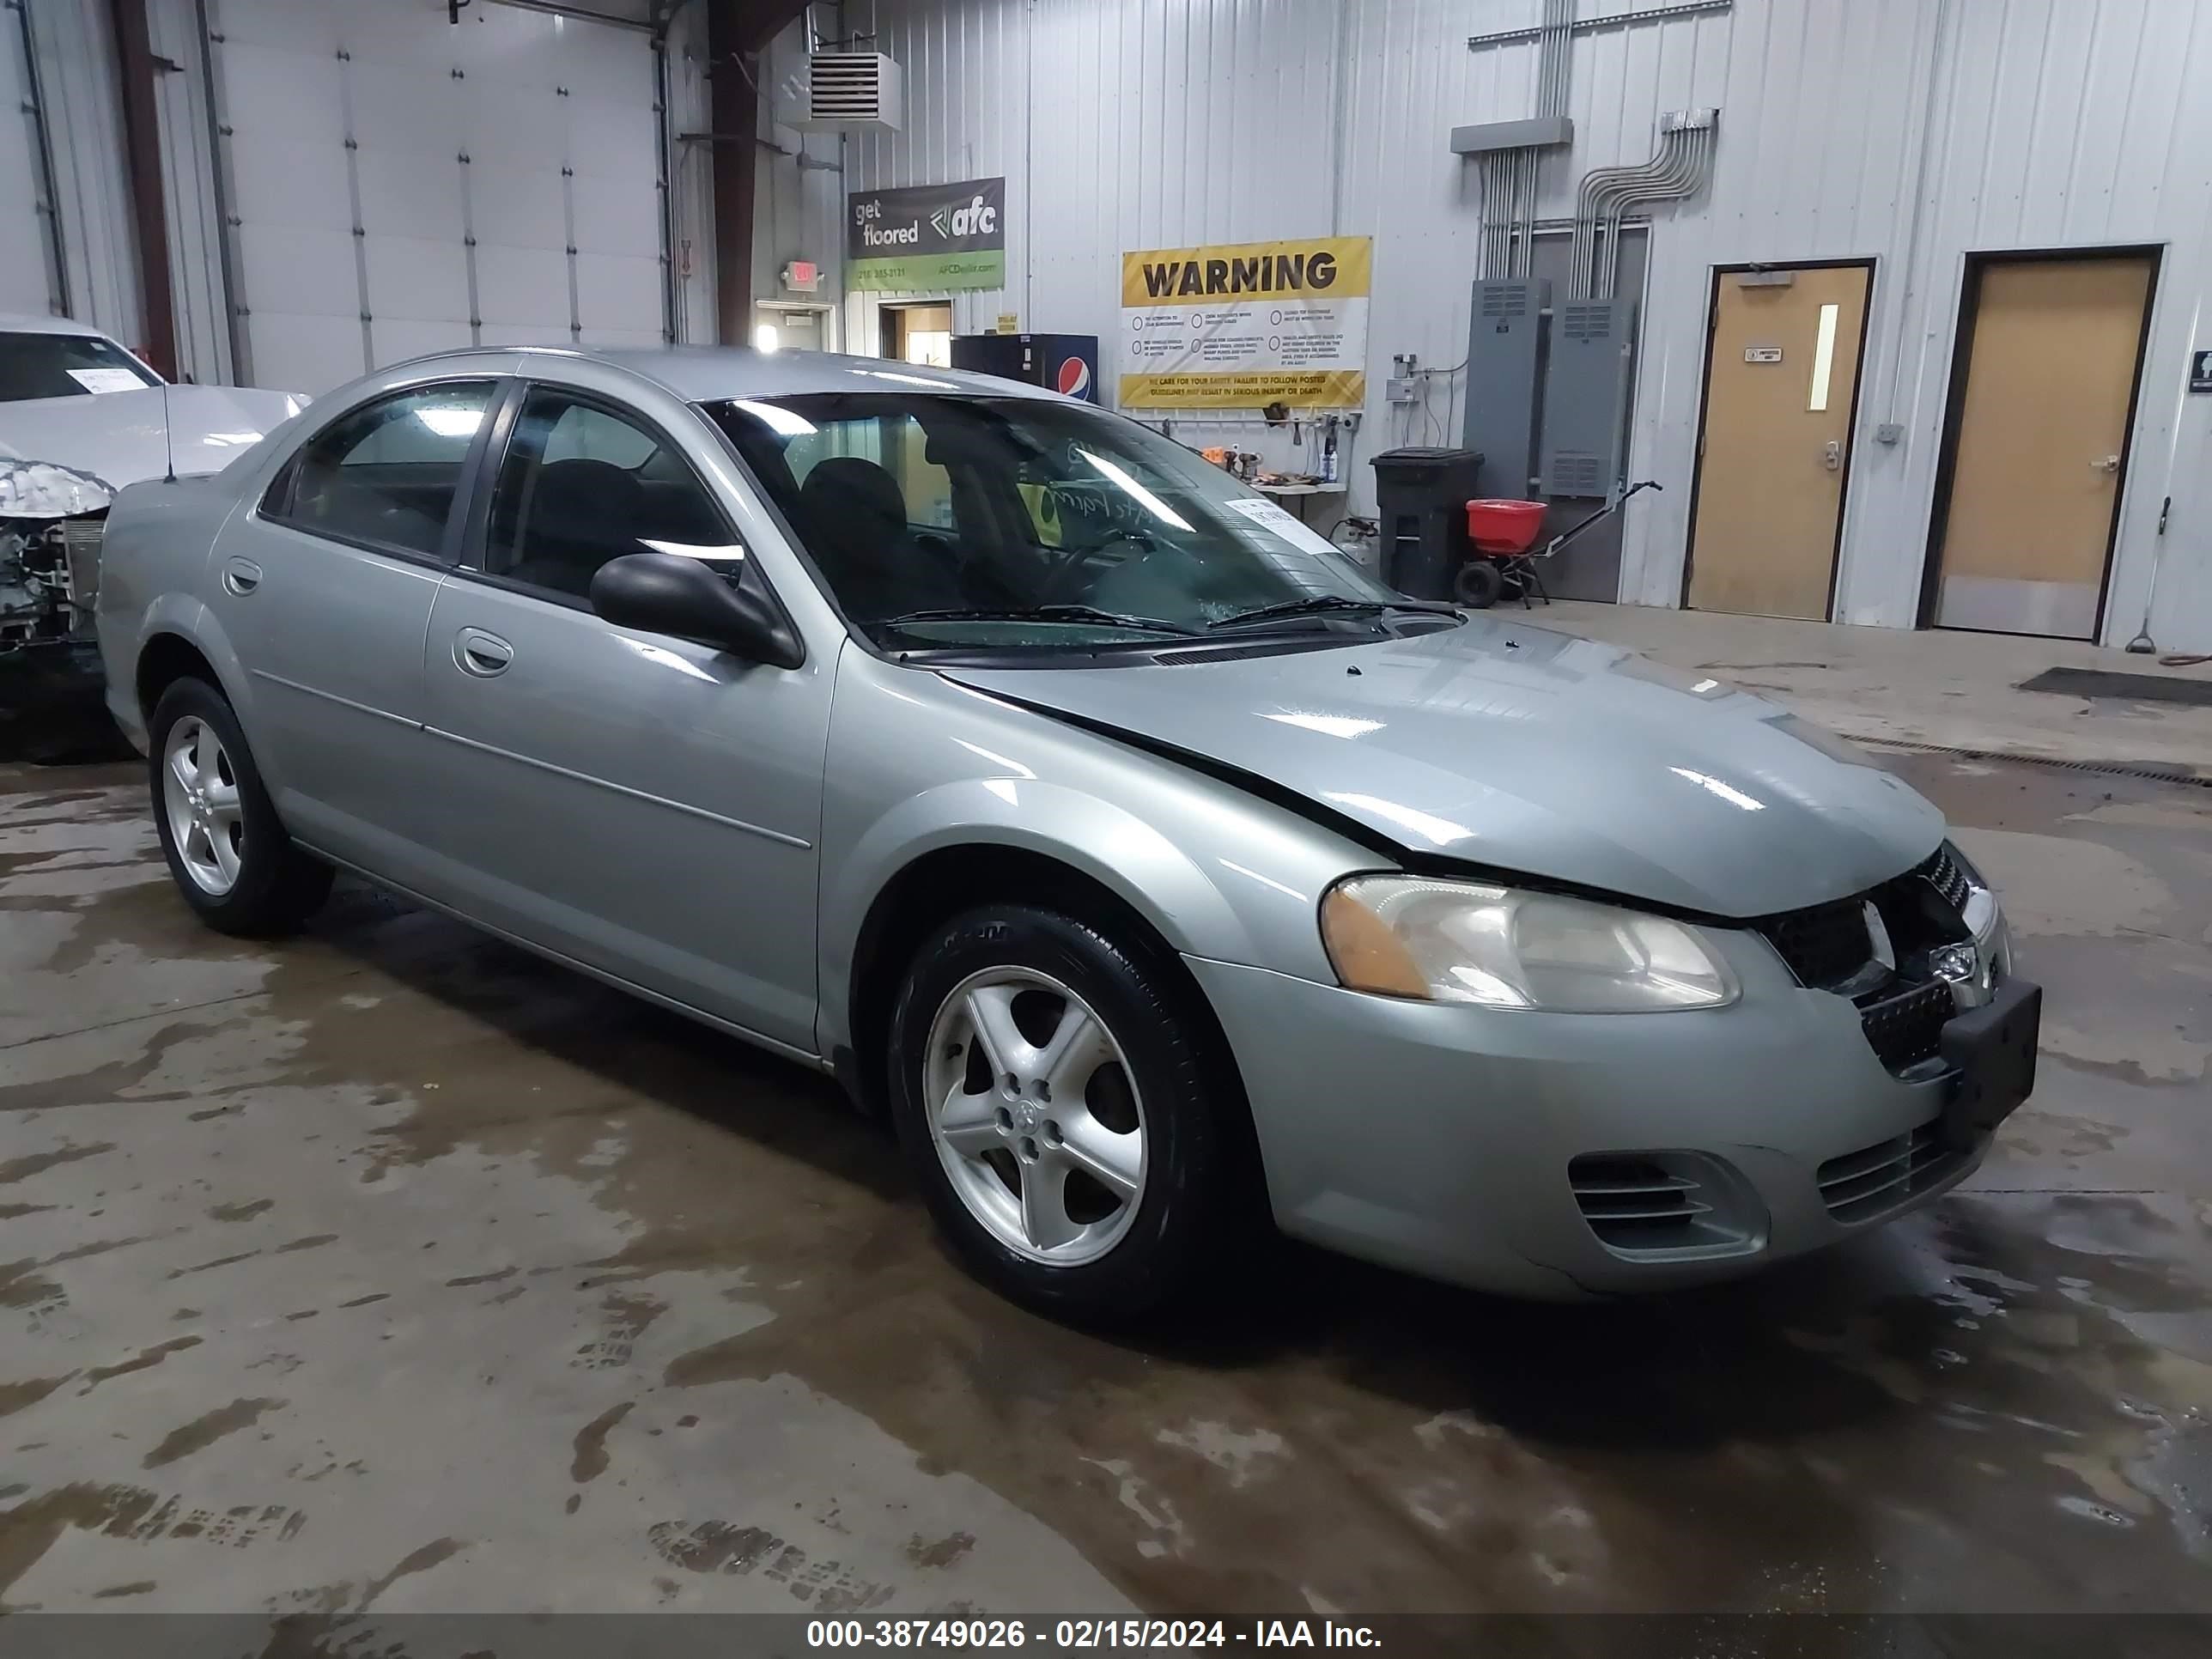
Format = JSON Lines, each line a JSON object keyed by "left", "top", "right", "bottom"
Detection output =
{"left": 851, "top": 0, "right": 2212, "bottom": 651}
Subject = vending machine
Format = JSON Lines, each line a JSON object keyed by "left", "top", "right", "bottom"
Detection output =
{"left": 950, "top": 333, "right": 1101, "bottom": 404}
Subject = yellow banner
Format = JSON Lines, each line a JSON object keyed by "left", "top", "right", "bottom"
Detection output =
{"left": 1118, "top": 236, "right": 1371, "bottom": 410}
{"left": 1120, "top": 237, "right": 1374, "bottom": 309}
{"left": 1120, "top": 371, "right": 1368, "bottom": 410}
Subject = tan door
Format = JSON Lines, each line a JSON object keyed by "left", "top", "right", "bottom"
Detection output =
{"left": 1686, "top": 265, "right": 1871, "bottom": 619}
{"left": 1933, "top": 257, "right": 2153, "bottom": 639}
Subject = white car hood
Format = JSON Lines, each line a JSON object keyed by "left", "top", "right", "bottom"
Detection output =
{"left": 0, "top": 384, "right": 302, "bottom": 501}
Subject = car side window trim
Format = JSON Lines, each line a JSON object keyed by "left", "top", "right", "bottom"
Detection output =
{"left": 442, "top": 379, "right": 807, "bottom": 661}
{"left": 447, "top": 375, "right": 526, "bottom": 568}
{"left": 456, "top": 381, "right": 740, "bottom": 575}
{"left": 252, "top": 374, "right": 507, "bottom": 568}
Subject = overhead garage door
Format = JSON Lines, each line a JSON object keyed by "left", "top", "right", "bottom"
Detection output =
{"left": 0, "top": 5, "right": 57, "bottom": 316}
{"left": 205, "top": 0, "right": 666, "bottom": 394}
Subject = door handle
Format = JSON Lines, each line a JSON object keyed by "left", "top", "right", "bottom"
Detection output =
{"left": 1822, "top": 441, "right": 1844, "bottom": 472}
{"left": 221, "top": 557, "right": 262, "bottom": 596}
{"left": 453, "top": 628, "right": 514, "bottom": 678}
{"left": 2094, "top": 454, "right": 2122, "bottom": 474}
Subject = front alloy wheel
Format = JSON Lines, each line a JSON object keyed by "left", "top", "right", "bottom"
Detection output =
{"left": 924, "top": 968, "right": 1146, "bottom": 1264}
{"left": 162, "top": 715, "right": 246, "bottom": 896}
{"left": 888, "top": 902, "right": 1257, "bottom": 1322}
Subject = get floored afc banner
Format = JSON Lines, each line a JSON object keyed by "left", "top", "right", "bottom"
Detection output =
{"left": 847, "top": 178, "right": 1006, "bottom": 292}
{"left": 1119, "top": 236, "right": 1371, "bottom": 409}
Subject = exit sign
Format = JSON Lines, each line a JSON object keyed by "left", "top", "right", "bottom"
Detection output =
{"left": 782, "top": 260, "right": 821, "bottom": 293}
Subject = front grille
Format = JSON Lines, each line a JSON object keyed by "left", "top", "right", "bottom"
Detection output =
{"left": 1818, "top": 1120, "right": 1962, "bottom": 1224}
{"left": 1759, "top": 897, "right": 1873, "bottom": 990}
{"left": 1859, "top": 978, "right": 1954, "bottom": 1073}
{"left": 1569, "top": 1156, "right": 1708, "bottom": 1251}
{"left": 1758, "top": 848, "right": 1975, "bottom": 995}
{"left": 1922, "top": 844, "right": 1972, "bottom": 911}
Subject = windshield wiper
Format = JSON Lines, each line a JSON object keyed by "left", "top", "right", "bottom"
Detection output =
{"left": 871, "top": 605, "right": 1201, "bottom": 637}
{"left": 1206, "top": 594, "right": 1459, "bottom": 631}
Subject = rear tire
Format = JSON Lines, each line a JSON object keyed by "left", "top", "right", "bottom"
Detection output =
{"left": 1454, "top": 559, "right": 1506, "bottom": 609}
{"left": 148, "top": 678, "right": 332, "bottom": 937}
{"left": 887, "top": 903, "right": 1252, "bottom": 1323}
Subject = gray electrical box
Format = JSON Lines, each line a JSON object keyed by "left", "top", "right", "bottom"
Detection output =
{"left": 1461, "top": 280, "right": 1550, "bottom": 498}
{"left": 1540, "top": 299, "right": 1638, "bottom": 498}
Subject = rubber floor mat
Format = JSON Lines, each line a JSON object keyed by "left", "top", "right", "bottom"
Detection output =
{"left": 2017, "top": 666, "right": 2212, "bottom": 708}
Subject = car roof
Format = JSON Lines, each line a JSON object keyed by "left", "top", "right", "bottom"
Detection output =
{"left": 0, "top": 312, "right": 112, "bottom": 340}
{"left": 399, "top": 343, "right": 1066, "bottom": 406}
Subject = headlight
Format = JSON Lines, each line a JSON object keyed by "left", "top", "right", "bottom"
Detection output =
{"left": 1320, "top": 874, "right": 1740, "bottom": 1012}
{"left": 0, "top": 460, "right": 115, "bottom": 519}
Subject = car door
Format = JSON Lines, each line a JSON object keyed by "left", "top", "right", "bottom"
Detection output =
{"left": 218, "top": 376, "right": 500, "bottom": 874}
{"left": 410, "top": 379, "right": 830, "bottom": 1054}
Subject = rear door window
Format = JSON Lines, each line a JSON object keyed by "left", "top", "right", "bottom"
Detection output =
{"left": 266, "top": 381, "right": 495, "bottom": 560}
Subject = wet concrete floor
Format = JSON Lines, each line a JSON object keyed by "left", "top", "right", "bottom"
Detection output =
{"left": 3, "top": 752, "right": 2209, "bottom": 1618}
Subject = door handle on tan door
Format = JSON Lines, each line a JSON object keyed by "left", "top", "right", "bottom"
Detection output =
{"left": 1823, "top": 441, "right": 1844, "bottom": 472}
{"left": 2094, "top": 454, "right": 2122, "bottom": 474}
{"left": 454, "top": 628, "right": 514, "bottom": 678}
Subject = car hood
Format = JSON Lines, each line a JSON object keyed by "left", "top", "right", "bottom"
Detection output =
{"left": 0, "top": 384, "right": 302, "bottom": 505}
{"left": 945, "top": 617, "right": 1944, "bottom": 920}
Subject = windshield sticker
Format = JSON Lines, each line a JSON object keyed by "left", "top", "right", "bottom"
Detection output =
{"left": 1224, "top": 495, "right": 1342, "bottom": 558}
{"left": 67, "top": 368, "right": 147, "bottom": 394}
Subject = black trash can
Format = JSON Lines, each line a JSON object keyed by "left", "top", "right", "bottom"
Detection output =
{"left": 1370, "top": 447, "right": 1485, "bottom": 600}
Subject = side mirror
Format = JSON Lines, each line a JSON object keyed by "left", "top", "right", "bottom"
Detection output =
{"left": 589, "top": 552, "right": 803, "bottom": 669}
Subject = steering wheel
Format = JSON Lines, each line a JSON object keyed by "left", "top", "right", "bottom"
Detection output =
{"left": 1034, "top": 529, "right": 1156, "bottom": 604}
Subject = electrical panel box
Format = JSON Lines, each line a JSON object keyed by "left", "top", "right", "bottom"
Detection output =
{"left": 1540, "top": 299, "right": 1638, "bottom": 498}
{"left": 1461, "top": 280, "right": 1550, "bottom": 498}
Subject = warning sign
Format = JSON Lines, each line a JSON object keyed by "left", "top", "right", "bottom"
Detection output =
{"left": 1118, "top": 236, "right": 1370, "bottom": 410}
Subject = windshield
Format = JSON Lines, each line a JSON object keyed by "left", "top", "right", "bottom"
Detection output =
{"left": 0, "top": 331, "right": 162, "bottom": 403}
{"left": 704, "top": 392, "right": 1422, "bottom": 652}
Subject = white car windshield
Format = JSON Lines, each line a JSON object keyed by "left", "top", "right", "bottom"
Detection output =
{"left": 707, "top": 392, "right": 1437, "bottom": 653}
{"left": 0, "top": 331, "right": 163, "bottom": 403}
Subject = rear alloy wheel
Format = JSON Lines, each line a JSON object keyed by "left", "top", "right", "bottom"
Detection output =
{"left": 889, "top": 904, "right": 1253, "bottom": 1322}
{"left": 162, "top": 715, "right": 246, "bottom": 896}
{"left": 148, "top": 678, "right": 332, "bottom": 937}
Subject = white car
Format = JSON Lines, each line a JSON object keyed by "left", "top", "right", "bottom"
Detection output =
{"left": 0, "top": 313, "right": 303, "bottom": 751}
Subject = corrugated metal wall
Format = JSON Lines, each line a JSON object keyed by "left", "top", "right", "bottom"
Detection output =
{"left": 842, "top": 0, "right": 2212, "bottom": 651}
{"left": 753, "top": 18, "right": 848, "bottom": 343}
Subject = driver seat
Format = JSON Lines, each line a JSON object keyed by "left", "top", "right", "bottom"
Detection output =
{"left": 793, "top": 458, "right": 961, "bottom": 619}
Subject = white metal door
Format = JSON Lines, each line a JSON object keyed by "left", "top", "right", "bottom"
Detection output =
{"left": 205, "top": 0, "right": 665, "bottom": 394}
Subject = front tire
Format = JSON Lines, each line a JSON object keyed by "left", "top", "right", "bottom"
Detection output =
{"left": 888, "top": 904, "right": 1250, "bottom": 1322}
{"left": 149, "top": 678, "right": 331, "bottom": 937}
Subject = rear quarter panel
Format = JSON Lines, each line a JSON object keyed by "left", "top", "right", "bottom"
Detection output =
{"left": 95, "top": 476, "right": 255, "bottom": 750}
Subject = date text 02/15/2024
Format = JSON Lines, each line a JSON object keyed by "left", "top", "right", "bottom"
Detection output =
{"left": 805, "top": 1620, "right": 1383, "bottom": 1650}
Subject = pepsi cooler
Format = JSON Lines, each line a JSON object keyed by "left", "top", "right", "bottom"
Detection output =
{"left": 951, "top": 333, "right": 1100, "bottom": 404}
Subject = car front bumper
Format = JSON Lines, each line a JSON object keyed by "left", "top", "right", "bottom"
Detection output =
{"left": 1187, "top": 922, "right": 2014, "bottom": 1300}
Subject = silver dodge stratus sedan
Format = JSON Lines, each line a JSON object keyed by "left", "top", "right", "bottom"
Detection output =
{"left": 94, "top": 346, "right": 2040, "bottom": 1318}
